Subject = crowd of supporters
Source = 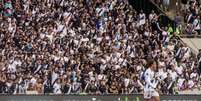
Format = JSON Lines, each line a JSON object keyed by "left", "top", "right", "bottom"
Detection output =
{"left": 180, "top": 0, "right": 201, "bottom": 35}
{"left": 0, "top": 0, "right": 201, "bottom": 95}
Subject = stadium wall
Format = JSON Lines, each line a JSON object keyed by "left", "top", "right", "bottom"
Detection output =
{"left": 0, "top": 95, "right": 200, "bottom": 101}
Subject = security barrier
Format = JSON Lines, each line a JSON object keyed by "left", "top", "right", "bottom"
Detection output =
{"left": 0, "top": 94, "right": 200, "bottom": 101}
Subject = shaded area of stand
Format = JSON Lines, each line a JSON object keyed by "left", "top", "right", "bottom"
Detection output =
{"left": 128, "top": 0, "right": 174, "bottom": 28}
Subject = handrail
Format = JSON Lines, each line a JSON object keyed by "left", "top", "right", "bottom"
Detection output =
{"left": 149, "top": 0, "right": 165, "bottom": 13}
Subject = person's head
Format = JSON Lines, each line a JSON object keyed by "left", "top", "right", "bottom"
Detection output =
{"left": 140, "top": 10, "right": 143, "bottom": 13}
{"left": 57, "top": 79, "right": 61, "bottom": 84}
{"left": 147, "top": 59, "right": 157, "bottom": 71}
{"left": 151, "top": 10, "right": 154, "bottom": 14}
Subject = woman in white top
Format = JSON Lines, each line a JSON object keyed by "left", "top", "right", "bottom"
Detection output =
{"left": 144, "top": 59, "right": 160, "bottom": 101}
{"left": 53, "top": 79, "right": 62, "bottom": 94}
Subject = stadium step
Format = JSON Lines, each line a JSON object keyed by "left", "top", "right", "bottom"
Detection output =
{"left": 181, "top": 38, "right": 201, "bottom": 54}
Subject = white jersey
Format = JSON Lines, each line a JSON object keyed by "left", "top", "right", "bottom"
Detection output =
{"left": 144, "top": 68, "right": 158, "bottom": 90}
{"left": 53, "top": 83, "right": 62, "bottom": 94}
{"left": 143, "top": 68, "right": 159, "bottom": 99}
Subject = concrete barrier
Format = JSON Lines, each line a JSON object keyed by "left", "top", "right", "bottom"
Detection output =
{"left": 0, "top": 94, "right": 201, "bottom": 101}
{"left": 181, "top": 38, "right": 201, "bottom": 54}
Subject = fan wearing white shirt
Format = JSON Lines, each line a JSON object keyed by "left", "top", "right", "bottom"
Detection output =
{"left": 144, "top": 59, "right": 160, "bottom": 101}
{"left": 53, "top": 79, "right": 62, "bottom": 94}
{"left": 193, "top": 16, "right": 201, "bottom": 33}
{"left": 149, "top": 10, "right": 157, "bottom": 22}
{"left": 139, "top": 10, "right": 146, "bottom": 26}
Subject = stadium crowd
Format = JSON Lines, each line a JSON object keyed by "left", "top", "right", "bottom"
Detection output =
{"left": 0, "top": 0, "right": 201, "bottom": 95}
{"left": 181, "top": 0, "right": 201, "bottom": 35}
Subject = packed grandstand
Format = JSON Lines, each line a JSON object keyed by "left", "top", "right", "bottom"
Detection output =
{"left": 0, "top": 0, "right": 201, "bottom": 95}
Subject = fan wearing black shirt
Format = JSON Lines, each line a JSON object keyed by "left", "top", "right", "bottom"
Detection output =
{"left": 62, "top": 79, "right": 71, "bottom": 94}
{"left": 98, "top": 80, "right": 107, "bottom": 94}
{"left": 44, "top": 80, "right": 53, "bottom": 94}
{"left": 0, "top": 80, "right": 7, "bottom": 94}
